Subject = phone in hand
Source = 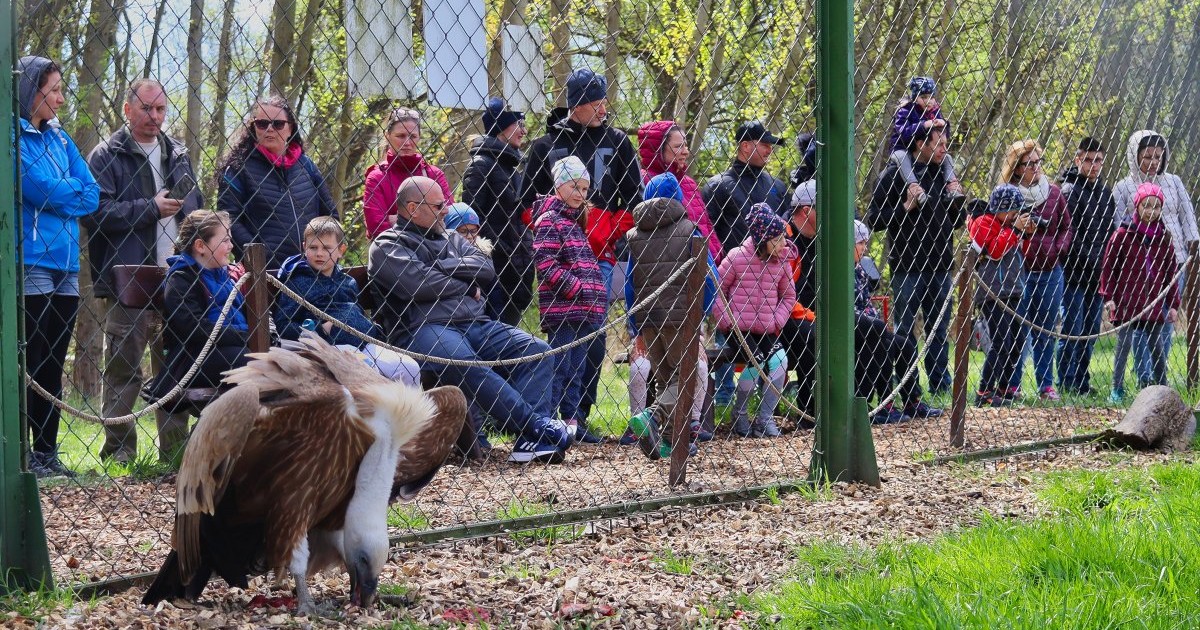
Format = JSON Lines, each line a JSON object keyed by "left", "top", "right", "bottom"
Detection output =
{"left": 167, "top": 173, "right": 197, "bottom": 201}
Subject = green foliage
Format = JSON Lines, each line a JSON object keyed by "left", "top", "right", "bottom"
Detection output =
{"left": 754, "top": 463, "right": 1200, "bottom": 628}
{"left": 387, "top": 505, "right": 431, "bottom": 531}
{"left": 653, "top": 548, "right": 696, "bottom": 575}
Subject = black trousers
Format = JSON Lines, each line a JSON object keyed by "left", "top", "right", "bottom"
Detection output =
{"left": 854, "top": 314, "right": 921, "bottom": 405}
{"left": 780, "top": 318, "right": 817, "bottom": 414}
{"left": 23, "top": 293, "right": 79, "bottom": 454}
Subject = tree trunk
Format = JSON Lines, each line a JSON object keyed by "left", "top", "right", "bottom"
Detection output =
{"left": 142, "top": 0, "right": 169, "bottom": 77}
{"left": 291, "top": 0, "right": 326, "bottom": 109}
{"left": 207, "top": 0, "right": 238, "bottom": 187}
{"left": 604, "top": 0, "right": 621, "bottom": 107}
{"left": 549, "top": 0, "right": 571, "bottom": 107}
{"left": 687, "top": 24, "right": 727, "bottom": 163}
{"left": 71, "top": 0, "right": 125, "bottom": 399}
{"left": 268, "top": 0, "right": 298, "bottom": 98}
{"left": 671, "top": 0, "right": 713, "bottom": 126}
{"left": 763, "top": 1, "right": 814, "bottom": 130}
{"left": 185, "top": 0, "right": 205, "bottom": 169}
{"left": 16, "top": 0, "right": 72, "bottom": 60}
{"left": 1145, "top": 7, "right": 1176, "bottom": 131}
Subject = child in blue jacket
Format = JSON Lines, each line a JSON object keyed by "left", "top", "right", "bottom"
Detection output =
{"left": 274, "top": 217, "right": 420, "bottom": 385}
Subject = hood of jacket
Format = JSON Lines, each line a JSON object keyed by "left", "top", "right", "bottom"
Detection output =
{"left": 1126, "top": 129, "right": 1171, "bottom": 183}
{"left": 277, "top": 252, "right": 341, "bottom": 278}
{"left": 17, "top": 56, "right": 54, "bottom": 125}
{"left": 637, "top": 120, "right": 685, "bottom": 177}
{"left": 531, "top": 195, "right": 583, "bottom": 224}
{"left": 632, "top": 197, "right": 687, "bottom": 232}
{"left": 468, "top": 134, "right": 522, "bottom": 166}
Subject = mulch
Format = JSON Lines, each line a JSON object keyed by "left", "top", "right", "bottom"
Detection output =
{"left": 17, "top": 406, "right": 1130, "bottom": 629}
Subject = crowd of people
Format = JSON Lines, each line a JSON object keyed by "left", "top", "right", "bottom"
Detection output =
{"left": 17, "top": 52, "right": 1196, "bottom": 475}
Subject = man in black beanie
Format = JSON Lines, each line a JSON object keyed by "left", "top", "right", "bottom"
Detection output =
{"left": 462, "top": 96, "right": 532, "bottom": 326}
{"left": 520, "top": 67, "right": 642, "bottom": 440}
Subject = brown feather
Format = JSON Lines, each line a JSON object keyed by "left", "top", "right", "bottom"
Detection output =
{"left": 391, "top": 386, "right": 468, "bottom": 501}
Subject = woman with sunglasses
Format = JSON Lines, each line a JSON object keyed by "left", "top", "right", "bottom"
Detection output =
{"left": 1000, "top": 139, "right": 1073, "bottom": 402}
{"left": 216, "top": 95, "right": 336, "bottom": 268}
{"left": 362, "top": 108, "right": 454, "bottom": 239}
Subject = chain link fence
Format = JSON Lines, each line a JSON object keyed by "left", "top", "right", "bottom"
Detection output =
{"left": 8, "top": 0, "right": 1200, "bottom": 591}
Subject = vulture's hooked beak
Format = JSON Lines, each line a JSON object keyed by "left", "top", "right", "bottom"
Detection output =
{"left": 348, "top": 556, "right": 378, "bottom": 608}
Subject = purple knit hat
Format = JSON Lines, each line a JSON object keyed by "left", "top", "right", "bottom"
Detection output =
{"left": 745, "top": 203, "right": 786, "bottom": 246}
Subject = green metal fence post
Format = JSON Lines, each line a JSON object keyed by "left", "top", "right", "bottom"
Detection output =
{"left": 811, "top": 0, "right": 879, "bottom": 486}
{"left": 0, "top": 0, "right": 55, "bottom": 592}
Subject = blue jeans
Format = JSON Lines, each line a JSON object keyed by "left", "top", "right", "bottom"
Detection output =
{"left": 714, "top": 330, "right": 736, "bottom": 405}
{"left": 548, "top": 322, "right": 597, "bottom": 421}
{"left": 1011, "top": 266, "right": 1063, "bottom": 391}
{"left": 1057, "top": 284, "right": 1103, "bottom": 392}
{"left": 1131, "top": 323, "right": 1168, "bottom": 387}
{"left": 577, "top": 260, "right": 613, "bottom": 419}
{"left": 401, "top": 320, "right": 553, "bottom": 439}
{"left": 891, "top": 270, "right": 952, "bottom": 392}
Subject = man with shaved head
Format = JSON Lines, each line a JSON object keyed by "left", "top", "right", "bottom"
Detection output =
{"left": 369, "top": 177, "right": 571, "bottom": 464}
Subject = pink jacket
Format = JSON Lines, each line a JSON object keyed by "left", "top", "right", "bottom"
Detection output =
{"left": 715, "top": 237, "right": 797, "bottom": 335}
{"left": 637, "top": 120, "right": 722, "bottom": 261}
{"left": 362, "top": 150, "right": 454, "bottom": 239}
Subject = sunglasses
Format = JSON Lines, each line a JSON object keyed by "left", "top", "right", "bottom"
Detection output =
{"left": 252, "top": 119, "right": 289, "bottom": 131}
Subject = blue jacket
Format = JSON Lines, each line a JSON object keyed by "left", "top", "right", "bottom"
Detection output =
{"left": 19, "top": 118, "right": 100, "bottom": 272}
{"left": 274, "top": 254, "right": 378, "bottom": 348}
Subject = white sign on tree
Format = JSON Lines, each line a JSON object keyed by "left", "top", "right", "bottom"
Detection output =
{"left": 502, "top": 24, "right": 546, "bottom": 114}
{"left": 345, "top": 0, "right": 422, "bottom": 100}
{"left": 423, "top": 0, "right": 489, "bottom": 109}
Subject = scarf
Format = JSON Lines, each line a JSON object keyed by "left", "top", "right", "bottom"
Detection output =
{"left": 255, "top": 142, "right": 303, "bottom": 168}
{"left": 1017, "top": 175, "right": 1050, "bottom": 208}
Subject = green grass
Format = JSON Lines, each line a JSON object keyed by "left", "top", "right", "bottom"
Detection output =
{"left": 494, "top": 499, "right": 583, "bottom": 544}
{"left": 387, "top": 505, "right": 431, "bottom": 531}
{"left": 654, "top": 549, "right": 696, "bottom": 576}
{"left": 753, "top": 462, "right": 1200, "bottom": 628}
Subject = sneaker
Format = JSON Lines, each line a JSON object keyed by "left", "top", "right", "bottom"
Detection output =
{"left": 528, "top": 416, "right": 570, "bottom": 451}
{"left": 903, "top": 401, "right": 944, "bottom": 419}
{"left": 750, "top": 417, "right": 783, "bottom": 438}
{"left": 1001, "top": 387, "right": 1021, "bottom": 403}
{"left": 690, "top": 421, "right": 714, "bottom": 443}
{"left": 627, "top": 410, "right": 662, "bottom": 461}
{"left": 28, "top": 452, "right": 76, "bottom": 478}
{"left": 974, "top": 391, "right": 994, "bottom": 408}
{"left": 1108, "top": 388, "right": 1125, "bottom": 404}
{"left": 946, "top": 190, "right": 966, "bottom": 214}
{"left": 730, "top": 412, "right": 753, "bottom": 437}
{"left": 574, "top": 426, "right": 606, "bottom": 445}
{"left": 1038, "top": 386, "right": 1061, "bottom": 402}
{"left": 508, "top": 439, "right": 566, "bottom": 464}
{"left": 618, "top": 428, "right": 639, "bottom": 446}
{"left": 869, "top": 404, "right": 911, "bottom": 425}
{"left": 658, "top": 440, "right": 699, "bottom": 459}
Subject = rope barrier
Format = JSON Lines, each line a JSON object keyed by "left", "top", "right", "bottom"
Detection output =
{"left": 265, "top": 256, "right": 698, "bottom": 368}
{"left": 970, "top": 255, "right": 1190, "bottom": 341}
{"left": 24, "top": 274, "right": 251, "bottom": 426}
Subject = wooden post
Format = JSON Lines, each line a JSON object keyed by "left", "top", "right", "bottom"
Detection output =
{"left": 669, "top": 237, "right": 708, "bottom": 488}
{"left": 949, "top": 245, "right": 980, "bottom": 448}
{"left": 1185, "top": 241, "right": 1200, "bottom": 389}
{"left": 244, "top": 243, "right": 271, "bottom": 354}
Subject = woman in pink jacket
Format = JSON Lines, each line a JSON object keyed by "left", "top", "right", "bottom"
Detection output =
{"left": 637, "top": 120, "right": 722, "bottom": 261}
{"left": 715, "top": 203, "right": 796, "bottom": 437}
{"left": 362, "top": 108, "right": 454, "bottom": 239}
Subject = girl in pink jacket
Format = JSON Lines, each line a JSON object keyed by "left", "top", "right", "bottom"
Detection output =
{"left": 715, "top": 203, "right": 797, "bottom": 437}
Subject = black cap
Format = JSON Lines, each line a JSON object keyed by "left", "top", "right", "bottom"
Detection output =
{"left": 735, "top": 121, "right": 785, "bottom": 146}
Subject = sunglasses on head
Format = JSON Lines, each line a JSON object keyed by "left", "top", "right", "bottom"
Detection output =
{"left": 252, "top": 119, "right": 288, "bottom": 131}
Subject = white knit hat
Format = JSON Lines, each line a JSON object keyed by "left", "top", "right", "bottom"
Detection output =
{"left": 552, "top": 156, "right": 590, "bottom": 188}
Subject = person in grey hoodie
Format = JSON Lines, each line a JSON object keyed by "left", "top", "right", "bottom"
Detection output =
{"left": 1110, "top": 130, "right": 1198, "bottom": 392}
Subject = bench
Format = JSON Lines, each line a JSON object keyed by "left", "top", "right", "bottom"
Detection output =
{"left": 111, "top": 263, "right": 376, "bottom": 416}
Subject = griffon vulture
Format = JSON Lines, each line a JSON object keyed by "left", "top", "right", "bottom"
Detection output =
{"left": 142, "top": 335, "right": 466, "bottom": 614}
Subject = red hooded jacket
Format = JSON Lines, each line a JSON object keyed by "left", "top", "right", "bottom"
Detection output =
{"left": 636, "top": 120, "right": 722, "bottom": 261}
{"left": 362, "top": 150, "right": 454, "bottom": 239}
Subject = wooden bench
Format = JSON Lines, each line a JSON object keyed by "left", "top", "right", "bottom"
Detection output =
{"left": 111, "top": 263, "right": 375, "bottom": 416}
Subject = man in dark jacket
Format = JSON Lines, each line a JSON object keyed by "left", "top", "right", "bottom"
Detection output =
{"left": 84, "top": 78, "right": 202, "bottom": 462}
{"left": 462, "top": 97, "right": 532, "bottom": 326}
{"left": 702, "top": 121, "right": 789, "bottom": 254}
{"left": 1056, "top": 137, "right": 1116, "bottom": 394}
{"left": 369, "top": 177, "right": 570, "bottom": 464}
{"left": 866, "top": 126, "right": 964, "bottom": 394}
{"left": 521, "top": 68, "right": 642, "bottom": 422}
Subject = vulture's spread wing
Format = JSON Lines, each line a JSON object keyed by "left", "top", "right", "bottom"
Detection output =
{"left": 391, "top": 385, "right": 468, "bottom": 502}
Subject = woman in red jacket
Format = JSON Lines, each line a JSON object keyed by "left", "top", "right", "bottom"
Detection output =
{"left": 362, "top": 108, "right": 454, "bottom": 239}
{"left": 636, "top": 120, "right": 722, "bottom": 262}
